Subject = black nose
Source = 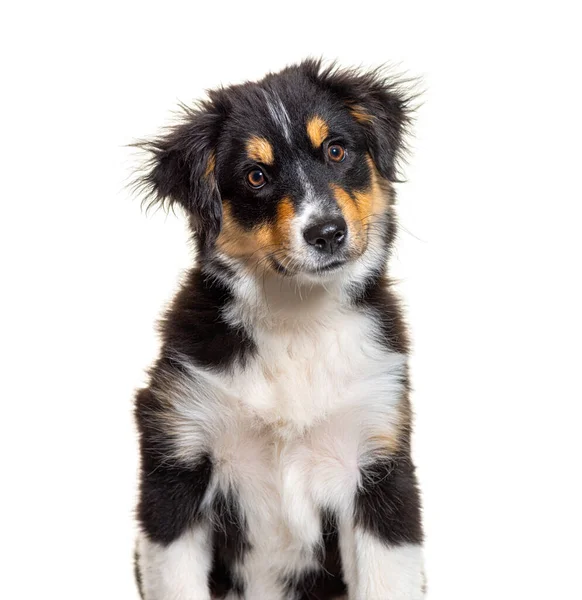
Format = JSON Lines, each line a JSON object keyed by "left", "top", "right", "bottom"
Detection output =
{"left": 303, "top": 217, "right": 347, "bottom": 255}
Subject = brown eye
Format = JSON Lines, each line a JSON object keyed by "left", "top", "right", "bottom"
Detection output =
{"left": 247, "top": 168, "right": 266, "bottom": 188}
{"left": 328, "top": 144, "right": 346, "bottom": 162}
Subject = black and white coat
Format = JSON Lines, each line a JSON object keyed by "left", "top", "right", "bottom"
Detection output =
{"left": 134, "top": 60, "right": 424, "bottom": 600}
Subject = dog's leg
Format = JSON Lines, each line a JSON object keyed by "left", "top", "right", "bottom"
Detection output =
{"left": 240, "top": 560, "right": 289, "bottom": 600}
{"left": 338, "top": 515, "right": 359, "bottom": 599}
{"left": 135, "top": 387, "right": 215, "bottom": 599}
{"left": 344, "top": 455, "right": 425, "bottom": 600}
{"left": 136, "top": 524, "right": 213, "bottom": 600}
{"left": 352, "top": 531, "right": 424, "bottom": 600}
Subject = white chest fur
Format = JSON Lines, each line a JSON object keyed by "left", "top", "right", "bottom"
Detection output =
{"left": 167, "top": 302, "right": 406, "bottom": 570}
{"left": 227, "top": 307, "right": 405, "bottom": 435}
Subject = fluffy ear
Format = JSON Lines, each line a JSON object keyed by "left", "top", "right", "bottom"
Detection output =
{"left": 303, "top": 59, "right": 415, "bottom": 181}
{"left": 135, "top": 95, "right": 227, "bottom": 246}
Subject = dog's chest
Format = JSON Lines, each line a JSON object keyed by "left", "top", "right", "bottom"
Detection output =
{"left": 210, "top": 404, "right": 368, "bottom": 574}
{"left": 202, "top": 308, "right": 406, "bottom": 570}
{"left": 228, "top": 309, "right": 396, "bottom": 433}
{"left": 168, "top": 306, "right": 405, "bottom": 576}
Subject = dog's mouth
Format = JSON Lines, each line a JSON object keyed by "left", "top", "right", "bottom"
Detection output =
{"left": 305, "top": 259, "right": 347, "bottom": 273}
{"left": 268, "top": 254, "right": 349, "bottom": 277}
{"left": 268, "top": 256, "right": 292, "bottom": 275}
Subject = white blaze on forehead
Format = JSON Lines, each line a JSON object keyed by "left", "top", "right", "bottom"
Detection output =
{"left": 263, "top": 90, "right": 292, "bottom": 142}
{"left": 296, "top": 163, "right": 317, "bottom": 206}
{"left": 296, "top": 163, "right": 340, "bottom": 221}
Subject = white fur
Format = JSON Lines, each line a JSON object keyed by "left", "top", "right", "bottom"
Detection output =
{"left": 295, "top": 163, "right": 319, "bottom": 207}
{"left": 264, "top": 91, "right": 292, "bottom": 143}
{"left": 353, "top": 533, "right": 425, "bottom": 600}
{"left": 137, "top": 526, "right": 212, "bottom": 600}
{"left": 339, "top": 517, "right": 359, "bottom": 599}
{"left": 153, "top": 271, "right": 411, "bottom": 596}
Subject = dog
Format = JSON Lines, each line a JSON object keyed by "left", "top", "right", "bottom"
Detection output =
{"left": 133, "top": 59, "right": 424, "bottom": 600}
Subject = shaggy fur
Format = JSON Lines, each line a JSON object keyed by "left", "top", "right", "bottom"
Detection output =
{"left": 133, "top": 59, "right": 424, "bottom": 600}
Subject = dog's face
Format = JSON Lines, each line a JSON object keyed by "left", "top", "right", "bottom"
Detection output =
{"left": 213, "top": 87, "right": 391, "bottom": 278}
{"left": 138, "top": 60, "right": 411, "bottom": 282}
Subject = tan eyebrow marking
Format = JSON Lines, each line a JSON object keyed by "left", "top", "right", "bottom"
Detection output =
{"left": 246, "top": 136, "right": 274, "bottom": 165}
{"left": 306, "top": 115, "right": 329, "bottom": 148}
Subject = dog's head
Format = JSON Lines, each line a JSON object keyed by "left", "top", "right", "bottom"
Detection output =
{"left": 137, "top": 60, "right": 412, "bottom": 282}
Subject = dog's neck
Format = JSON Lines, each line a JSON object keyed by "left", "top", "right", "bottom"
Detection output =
{"left": 202, "top": 254, "right": 387, "bottom": 333}
{"left": 235, "top": 272, "right": 347, "bottom": 328}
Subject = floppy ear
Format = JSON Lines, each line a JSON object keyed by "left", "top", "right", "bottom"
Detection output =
{"left": 135, "top": 96, "right": 227, "bottom": 246}
{"left": 303, "top": 59, "right": 414, "bottom": 181}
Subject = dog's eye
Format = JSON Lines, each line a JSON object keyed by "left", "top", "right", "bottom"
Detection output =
{"left": 328, "top": 144, "right": 346, "bottom": 163}
{"left": 247, "top": 169, "right": 266, "bottom": 188}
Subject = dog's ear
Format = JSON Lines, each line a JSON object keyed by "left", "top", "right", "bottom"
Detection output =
{"left": 303, "top": 60, "right": 414, "bottom": 181}
{"left": 135, "top": 94, "right": 228, "bottom": 246}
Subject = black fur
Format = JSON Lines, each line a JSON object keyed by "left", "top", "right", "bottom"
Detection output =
{"left": 285, "top": 512, "right": 347, "bottom": 600}
{"left": 301, "top": 61, "right": 412, "bottom": 182}
{"left": 209, "top": 547, "right": 245, "bottom": 599}
{"left": 353, "top": 274, "right": 411, "bottom": 356}
{"left": 135, "top": 96, "right": 227, "bottom": 247}
{"left": 356, "top": 454, "right": 424, "bottom": 546}
{"left": 157, "top": 267, "right": 256, "bottom": 370}
{"left": 208, "top": 489, "right": 250, "bottom": 597}
{"left": 135, "top": 387, "right": 213, "bottom": 545}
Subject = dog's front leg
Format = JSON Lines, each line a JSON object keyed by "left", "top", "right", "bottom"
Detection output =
{"left": 135, "top": 389, "right": 214, "bottom": 600}
{"left": 343, "top": 455, "right": 425, "bottom": 600}
{"left": 137, "top": 524, "right": 213, "bottom": 600}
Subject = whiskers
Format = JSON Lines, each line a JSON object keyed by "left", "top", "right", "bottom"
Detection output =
{"left": 358, "top": 211, "right": 425, "bottom": 244}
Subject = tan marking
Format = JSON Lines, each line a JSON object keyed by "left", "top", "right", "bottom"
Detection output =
{"left": 368, "top": 394, "right": 411, "bottom": 455}
{"left": 330, "top": 156, "right": 390, "bottom": 254}
{"left": 246, "top": 136, "right": 274, "bottom": 165}
{"left": 306, "top": 115, "right": 329, "bottom": 148}
{"left": 332, "top": 184, "right": 363, "bottom": 243}
{"left": 273, "top": 197, "right": 294, "bottom": 244}
{"left": 368, "top": 432, "right": 400, "bottom": 455}
{"left": 216, "top": 198, "right": 295, "bottom": 272}
{"left": 367, "top": 154, "right": 395, "bottom": 208}
{"left": 348, "top": 104, "right": 374, "bottom": 124}
{"left": 216, "top": 202, "right": 262, "bottom": 258}
{"left": 204, "top": 152, "right": 215, "bottom": 179}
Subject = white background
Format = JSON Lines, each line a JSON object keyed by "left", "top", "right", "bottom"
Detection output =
{"left": 2, "top": 2, "right": 581, "bottom": 598}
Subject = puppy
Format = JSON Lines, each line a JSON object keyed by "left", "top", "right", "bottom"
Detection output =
{"left": 133, "top": 59, "right": 424, "bottom": 600}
